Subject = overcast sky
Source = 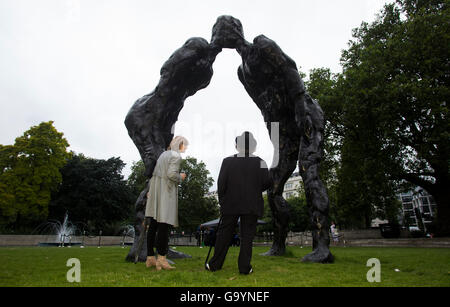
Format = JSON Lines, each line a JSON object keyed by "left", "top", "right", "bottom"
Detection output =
{"left": 0, "top": 0, "right": 393, "bottom": 191}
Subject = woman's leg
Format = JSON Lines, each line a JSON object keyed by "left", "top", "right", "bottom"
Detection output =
{"left": 146, "top": 217, "right": 158, "bottom": 256}
{"left": 155, "top": 222, "right": 170, "bottom": 256}
{"left": 155, "top": 222, "right": 175, "bottom": 270}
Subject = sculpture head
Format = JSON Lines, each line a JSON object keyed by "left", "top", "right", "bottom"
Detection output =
{"left": 211, "top": 15, "right": 245, "bottom": 49}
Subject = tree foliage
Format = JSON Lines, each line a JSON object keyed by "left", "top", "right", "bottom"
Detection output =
{"left": 260, "top": 191, "right": 310, "bottom": 233}
{"left": 341, "top": 0, "right": 449, "bottom": 232}
{"left": 287, "top": 195, "right": 310, "bottom": 232}
{"left": 305, "top": 0, "right": 448, "bottom": 231}
{"left": 49, "top": 154, "right": 135, "bottom": 234}
{"left": 0, "top": 121, "right": 70, "bottom": 228}
{"left": 127, "top": 160, "right": 147, "bottom": 196}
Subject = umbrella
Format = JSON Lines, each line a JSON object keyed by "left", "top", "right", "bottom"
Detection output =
{"left": 200, "top": 217, "right": 267, "bottom": 228}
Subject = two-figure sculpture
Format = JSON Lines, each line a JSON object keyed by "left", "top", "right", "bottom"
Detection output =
{"left": 125, "top": 16, "right": 334, "bottom": 263}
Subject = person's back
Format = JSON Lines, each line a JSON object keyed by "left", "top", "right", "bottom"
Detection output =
{"left": 206, "top": 131, "right": 272, "bottom": 275}
{"left": 218, "top": 154, "right": 271, "bottom": 217}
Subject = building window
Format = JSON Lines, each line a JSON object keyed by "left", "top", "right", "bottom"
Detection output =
{"left": 285, "top": 183, "right": 293, "bottom": 190}
{"left": 403, "top": 203, "right": 413, "bottom": 210}
{"left": 402, "top": 196, "right": 413, "bottom": 203}
{"left": 404, "top": 211, "right": 417, "bottom": 226}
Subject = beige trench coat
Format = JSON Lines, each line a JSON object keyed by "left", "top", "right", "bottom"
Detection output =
{"left": 145, "top": 150, "right": 182, "bottom": 227}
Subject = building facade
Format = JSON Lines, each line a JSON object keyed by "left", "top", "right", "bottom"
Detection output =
{"left": 399, "top": 188, "right": 437, "bottom": 232}
{"left": 282, "top": 172, "right": 302, "bottom": 199}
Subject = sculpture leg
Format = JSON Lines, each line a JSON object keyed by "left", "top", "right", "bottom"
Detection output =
{"left": 301, "top": 164, "right": 333, "bottom": 263}
{"left": 262, "top": 192, "right": 290, "bottom": 256}
{"left": 126, "top": 186, "right": 149, "bottom": 262}
{"left": 298, "top": 95, "right": 333, "bottom": 263}
{"left": 261, "top": 138, "right": 298, "bottom": 256}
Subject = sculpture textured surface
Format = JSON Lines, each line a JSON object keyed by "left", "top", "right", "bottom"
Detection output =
{"left": 125, "top": 15, "right": 333, "bottom": 263}
{"left": 124, "top": 38, "right": 220, "bottom": 262}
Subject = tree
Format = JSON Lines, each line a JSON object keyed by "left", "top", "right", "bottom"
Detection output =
{"left": 0, "top": 121, "right": 70, "bottom": 228}
{"left": 127, "top": 160, "right": 147, "bottom": 196}
{"left": 287, "top": 195, "right": 310, "bottom": 232}
{"left": 260, "top": 186, "right": 310, "bottom": 233}
{"left": 305, "top": 1, "right": 448, "bottom": 231}
{"left": 306, "top": 68, "right": 400, "bottom": 229}
{"left": 259, "top": 194, "right": 272, "bottom": 233}
{"left": 49, "top": 154, "right": 135, "bottom": 234}
{"left": 338, "top": 0, "right": 449, "bottom": 233}
{"left": 178, "top": 156, "right": 219, "bottom": 232}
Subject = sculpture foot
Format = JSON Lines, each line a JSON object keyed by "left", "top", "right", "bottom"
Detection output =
{"left": 167, "top": 248, "right": 192, "bottom": 259}
{"left": 126, "top": 248, "right": 191, "bottom": 263}
{"left": 260, "top": 245, "right": 285, "bottom": 256}
{"left": 301, "top": 248, "right": 334, "bottom": 263}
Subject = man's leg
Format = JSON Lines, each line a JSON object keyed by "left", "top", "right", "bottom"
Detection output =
{"left": 208, "top": 215, "right": 239, "bottom": 271}
{"left": 238, "top": 215, "right": 258, "bottom": 274}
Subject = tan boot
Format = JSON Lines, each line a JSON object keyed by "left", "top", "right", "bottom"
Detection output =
{"left": 146, "top": 256, "right": 157, "bottom": 268}
{"left": 156, "top": 255, "right": 175, "bottom": 270}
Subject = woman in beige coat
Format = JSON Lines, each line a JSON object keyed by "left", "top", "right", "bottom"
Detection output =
{"left": 145, "top": 136, "right": 188, "bottom": 270}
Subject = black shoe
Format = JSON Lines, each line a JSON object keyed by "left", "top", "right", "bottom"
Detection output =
{"left": 240, "top": 267, "right": 253, "bottom": 275}
{"left": 205, "top": 262, "right": 221, "bottom": 272}
{"left": 205, "top": 262, "right": 213, "bottom": 272}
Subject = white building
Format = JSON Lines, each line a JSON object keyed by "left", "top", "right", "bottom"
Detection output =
{"left": 282, "top": 172, "right": 303, "bottom": 199}
{"left": 260, "top": 171, "right": 303, "bottom": 199}
{"left": 399, "top": 188, "right": 437, "bottom": 232}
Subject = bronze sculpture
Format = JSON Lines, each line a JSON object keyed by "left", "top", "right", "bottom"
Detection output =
{"left": 125, "top": 15, "right": 333, "bottom": 263}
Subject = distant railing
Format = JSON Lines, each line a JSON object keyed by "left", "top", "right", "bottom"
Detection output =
{"left": 169, "top": 233, "right": 198, "bottom": 246}
{"left": 255, "top": 231, "right": 346, "bottom": 247}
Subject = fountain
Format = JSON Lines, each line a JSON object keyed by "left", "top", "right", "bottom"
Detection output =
{"left": 34, "top": 212, "right": 82, "bottom": 247}
{"left": 120, "top": 225, "right": 135, "bottom": 248}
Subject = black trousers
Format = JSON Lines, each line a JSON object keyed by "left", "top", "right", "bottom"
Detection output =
{"left": 146, "top": 217, "right": 170, "bottom": 256}
{"left": 208, "top": 215, "right": 257, "bottom": 274}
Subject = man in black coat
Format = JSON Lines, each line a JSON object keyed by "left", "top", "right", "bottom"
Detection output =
{"left": 206, "top": 131, "right": 272, "bottom": 274}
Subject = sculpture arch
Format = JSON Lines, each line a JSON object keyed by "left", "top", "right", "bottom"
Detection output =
{"left": 125, "top": 15, "right": 333, "bottom": 263}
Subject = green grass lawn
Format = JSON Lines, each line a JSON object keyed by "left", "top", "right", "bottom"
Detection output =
{"left": 0, "top": 245, "right": 449, "bottom": 287}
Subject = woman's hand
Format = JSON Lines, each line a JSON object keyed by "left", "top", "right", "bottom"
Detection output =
{"left": 180, "top": 173, "right": 187, "bottom": 181}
